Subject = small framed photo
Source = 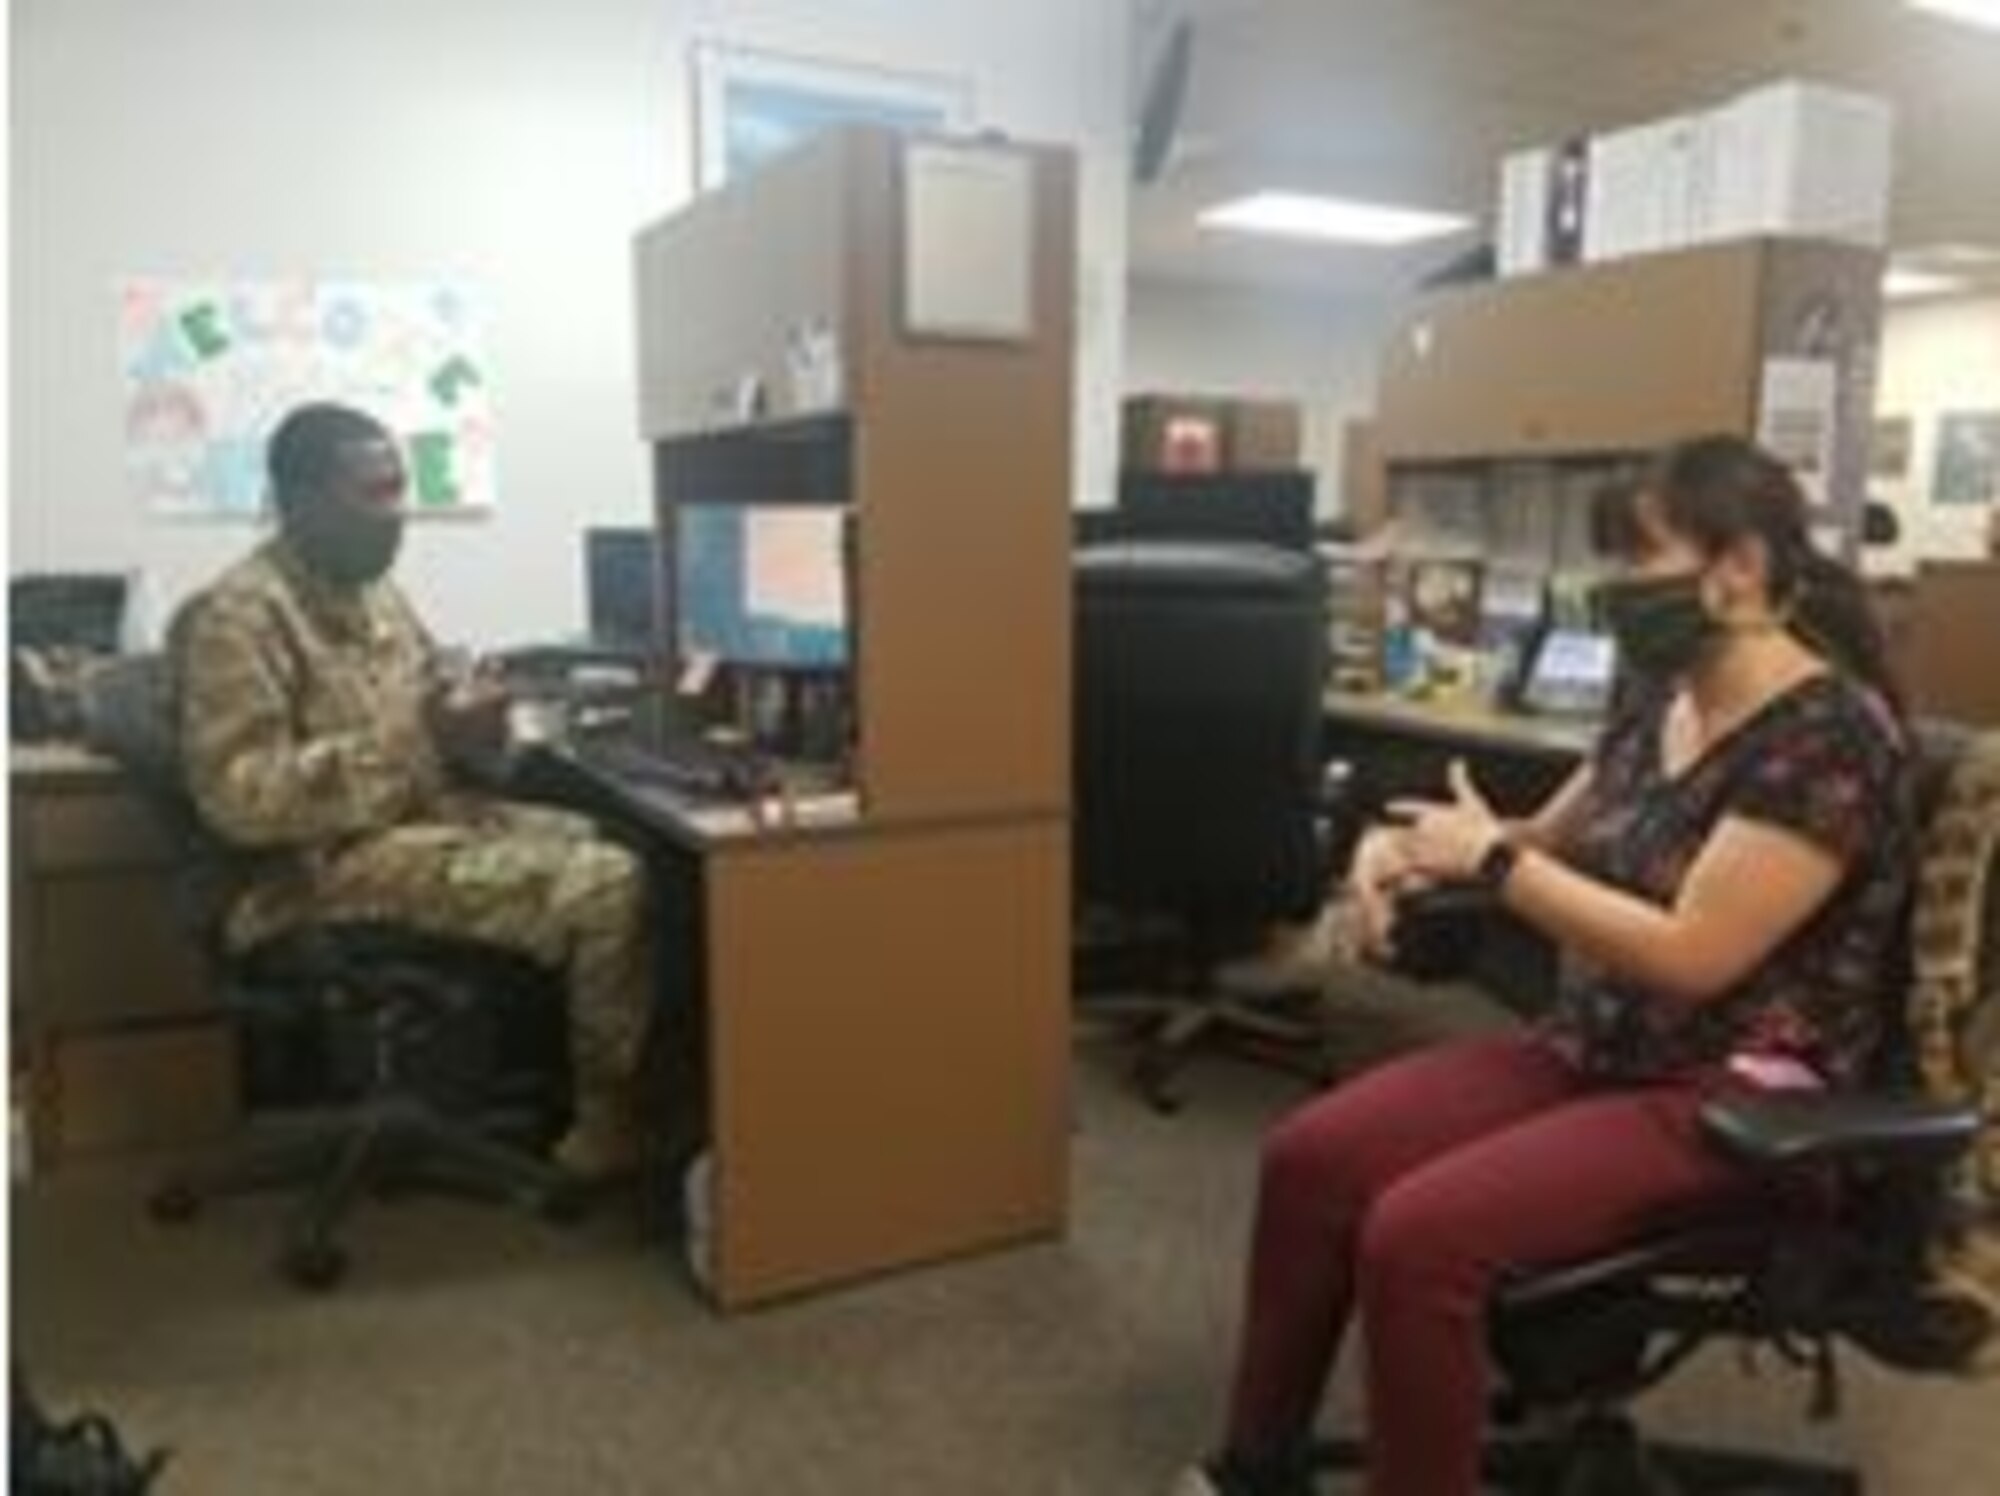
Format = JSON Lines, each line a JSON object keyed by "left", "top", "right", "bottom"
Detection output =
{"left": 1406, "top": 558, "right": 1485, "bottom": 649}
{"left": 1933, "top": 411, "right": 2000, "bottom": 508}
{"left": 691, "top": 41, "right": 973, "bottom": 192}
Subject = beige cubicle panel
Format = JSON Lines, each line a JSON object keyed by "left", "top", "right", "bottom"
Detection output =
{"left": 1375, "top": 238, "right": 1883, "bottom": 527}
{"left": 632, "top": 126, "right": 1075, "bottom": 1308}
{"left": 703, "top": 819, "right": 1068, "bottom": 1308}
{"left": 1376, "top": 242, "right": 1765, "bottom": 460}
{"left": 1907, "top": 560, "right": 2000, "bottom": 726}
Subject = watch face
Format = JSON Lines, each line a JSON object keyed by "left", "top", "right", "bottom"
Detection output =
{"left": 1480, "top": 838, "right": 1520, "bottom": 888}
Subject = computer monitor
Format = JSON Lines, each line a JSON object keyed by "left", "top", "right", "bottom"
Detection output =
{"left": 10, "top": 573, "right": 132, "bottom": 654}
{"left": 1517, "top": 627, "right": 1616, "bottom": 718}
{"left": 583, "top": 528, "right": 661, "bottom": 649}
{"left": 674, "top": 505, "right": 850, "bottom": 670}
{"left": 1115, "top": 471, "right": 1316, "bottom": 551}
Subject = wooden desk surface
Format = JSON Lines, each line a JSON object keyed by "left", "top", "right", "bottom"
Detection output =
{"left": 1324, "top": 691, "right": 1597, "bottom": 762}
{"left": 10, "top": 741, "right": 122, "bottom": 784}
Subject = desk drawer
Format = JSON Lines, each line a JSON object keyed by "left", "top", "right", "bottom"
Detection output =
{"left": 23, "top": 873, "right": 214, "bottom": 1025}
{"left": 41, "top": 1018, "right": 241, "bottom": 1164}
{"left": 19, "top": 789, "right": 178, "bottom": 872}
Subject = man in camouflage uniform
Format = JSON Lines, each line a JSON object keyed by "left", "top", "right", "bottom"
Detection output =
{"left": 171, "top": 402, "right": 649, "bottom": 1179}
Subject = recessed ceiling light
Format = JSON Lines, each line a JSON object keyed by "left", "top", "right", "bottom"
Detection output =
{"left": 1884, "top": 266, "right": 1971, "bottom": 299}
{"left": 1908, "top": 242, "right": 2000, "bottom": 267}
{"left": 1907, "top": 0, "right": 2000, "bottom": 33}
{"left": 1198, "top": 192, "right": 1472, "bottom": 247}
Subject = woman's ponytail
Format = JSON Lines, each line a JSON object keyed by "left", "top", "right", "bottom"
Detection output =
{"left": 1787, "top": 543, "right": 1906, "bottom": 718}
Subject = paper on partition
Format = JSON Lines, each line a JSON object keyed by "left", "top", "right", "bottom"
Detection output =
{"left": 744, "top": 509, "right": 845, "bottom": 627}
{"left": 1756, "top": 357, "right": 1838, "bottom": 510}
{"left": 901, "top": 140, "right": 1034, "bottom": 341}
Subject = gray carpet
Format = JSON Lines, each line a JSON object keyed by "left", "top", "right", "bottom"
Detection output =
{"left": 14, "top": 975, "right": 1999, "bottom": 1495}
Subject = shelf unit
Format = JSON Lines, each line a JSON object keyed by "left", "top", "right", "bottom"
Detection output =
{"left": 1355, "top": 236, "right": 1885, "bottom": 692}
{"left": 630, "top": 126, "right": 1074, "bottom": 1307}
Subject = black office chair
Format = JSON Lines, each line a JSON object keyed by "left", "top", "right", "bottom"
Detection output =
{"left": 1306, "top": 725, "right": 2000, "bottom": 1493}
{"left": 1073, "top": 541, "right": 1341, "bottom": 1111}
{"left": 78, "top": 655, "right": 582, "bottom": 1290}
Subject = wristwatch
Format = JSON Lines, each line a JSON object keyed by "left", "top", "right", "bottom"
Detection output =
{"left": 1476, "top": 835, "right": 1522, "bottom": 891}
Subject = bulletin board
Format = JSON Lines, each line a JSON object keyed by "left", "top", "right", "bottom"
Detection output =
{"left": 117, "top": 278, "right": 495, "bottom": 519}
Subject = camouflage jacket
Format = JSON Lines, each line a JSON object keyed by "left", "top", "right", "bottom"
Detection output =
{"left": 169, "top": 538, "right": 467, "bottom": 938}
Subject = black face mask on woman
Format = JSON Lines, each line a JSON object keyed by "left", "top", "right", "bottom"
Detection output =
{"left": 1596, "top": 572, "right": 1716, "bottom": 680}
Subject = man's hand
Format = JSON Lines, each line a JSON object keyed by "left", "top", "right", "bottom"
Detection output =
{"left": 426, "top": 669, "right": 512, "bottom": 770}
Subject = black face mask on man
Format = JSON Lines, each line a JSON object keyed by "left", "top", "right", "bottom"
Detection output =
{"left": 1595, "top": 572, "right": 1716, "bottom": 680}
{"left": 287, "top": 501, "right": 403, "bottom": 587}
{"left": 280, "top": 440, "right": 408, "bottom": 589}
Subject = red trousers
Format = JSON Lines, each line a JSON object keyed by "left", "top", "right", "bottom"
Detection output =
{"left": 1222, "top": 1033, "right": 1768, "bottom": 1496}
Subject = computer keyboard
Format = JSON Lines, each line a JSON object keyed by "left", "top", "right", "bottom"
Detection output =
{"left": 569, "top": 735, "right": 749, "bottom": 800}
{"left": 510, "top": 735, "right": 860, "bottom": 843}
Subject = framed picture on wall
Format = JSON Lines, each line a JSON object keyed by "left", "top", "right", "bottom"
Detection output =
{"left": 1933, "top": 411, "right": 2000, "bottom": 508}
{"left": 691, "top": 41, "right": 973, "bottom": 192}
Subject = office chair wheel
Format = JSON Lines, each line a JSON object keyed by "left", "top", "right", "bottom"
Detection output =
{"left": 281, "top": 1238, "right": 349, "bottom": 1292}
{"left": 147, "top": 1183, "right": 201, "bottom": 1224}
{"left": 1132, "top": 1051, "right": 1184, "bottom": 1114}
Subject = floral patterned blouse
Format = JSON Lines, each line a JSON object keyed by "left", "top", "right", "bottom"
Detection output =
{"left": 1547, "top": 672, "right": 1915, "bottom": 1087}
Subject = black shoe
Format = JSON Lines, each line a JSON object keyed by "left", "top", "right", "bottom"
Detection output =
{"left": 13, "top": 1386, "right": 169, "bottom": 1495}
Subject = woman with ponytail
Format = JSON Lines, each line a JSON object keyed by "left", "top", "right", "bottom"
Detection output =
{"left": 1177, "top": 435, "right": 1917, "bottom": 1496}
{"left": 1591, "top": 434, "right": 1906, "bottom": 716}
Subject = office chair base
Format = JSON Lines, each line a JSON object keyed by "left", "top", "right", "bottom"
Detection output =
{"left": 1086, "top": 991, "right": 1335, "bottom": 1112}
{"left": 151, "top": 1098, "right": 583, "bottom": 1290}
{"left": 1307, "top": 1418, "right": 1860, "bottom": 1494}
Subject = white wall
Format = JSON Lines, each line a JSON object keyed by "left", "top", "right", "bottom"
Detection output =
{"left": 1122, "top": 276, "right": 1391, "bottom": 514}
{"left": 1870, "top": 293, "right": 2000, "bottom": 574}
{"left": 10, "top": 0, "right": 1127, "bottom": 646}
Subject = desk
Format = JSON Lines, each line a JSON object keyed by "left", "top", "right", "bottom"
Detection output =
{"left": 517, "top": 749, "right": 1068, "bottom": 1311}
{"left": 1321, "top": 694, "right": 1594, "bottom": 1015}
{"left": 1323, "top": 691, "right": 1591, "bottom": 813}
{"left": 10, "top": 745, "right": 239, "bottom": 1170}
{"left": 1324, "top": 691, "right": 1594, "bottom": 769}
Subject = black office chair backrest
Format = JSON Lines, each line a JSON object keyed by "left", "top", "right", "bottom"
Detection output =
{"left": 77, "top": 653, "right": 569, "bottom": 1113}
{"left": 1073, "top": 540, "right": 1327, "bottom": 930}
{"left": 75, "top": 652, "right": 249, "bottom": 960}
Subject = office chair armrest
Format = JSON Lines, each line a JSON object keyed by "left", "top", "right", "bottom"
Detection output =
{"left": 1378, "top": 881, "right": 1498, "bottom": 982}
{"left": 1700, "top": 1091, "right": 1980, "bottom": 1170}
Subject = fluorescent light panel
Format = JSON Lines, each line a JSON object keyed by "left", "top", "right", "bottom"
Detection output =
{"left": 1907, "top": 0, "right": 2000, "bottom": 32}
{"left": 1199, "top": 191, "right": 1471, "bottom": 246}
{"left": 1909, "top": 242, "right": 2000, "bottom": 267}
{"left": 1884, "top": 266, "right": 1970, "bottom": 299}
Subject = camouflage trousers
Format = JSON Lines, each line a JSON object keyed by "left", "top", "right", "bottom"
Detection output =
{"left": 227, "top": 800, "right": 651, "bottom": 1092}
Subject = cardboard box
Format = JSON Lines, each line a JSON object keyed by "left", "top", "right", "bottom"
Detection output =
{"left": 1121, "top": 395, "right": 1301, "bottom": 472}
{"left": 42, "top": 1019, "right": 240, "bottom": 1164}
{"left": 1228, "top": 400, "right": 1302, "bottom": 471}
{"left": 1496, "top": 79, "right": 1892, "bottom": 277}
{"left": 1497, "top": 146, "right": 1553, "bottom": 277}
{"left": 1584, "top": 115, "right": 1700, "bottom": 264}
{"left": 1122, "top": 395, "right": 1225, "bottom": 472}
{"left": 1698, "top": 81, "right": 1892, "bottom": 249}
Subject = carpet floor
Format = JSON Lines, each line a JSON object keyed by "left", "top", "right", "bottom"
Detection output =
{"left": 14, "top": 973, "right": 1998, "bottom": 1494}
